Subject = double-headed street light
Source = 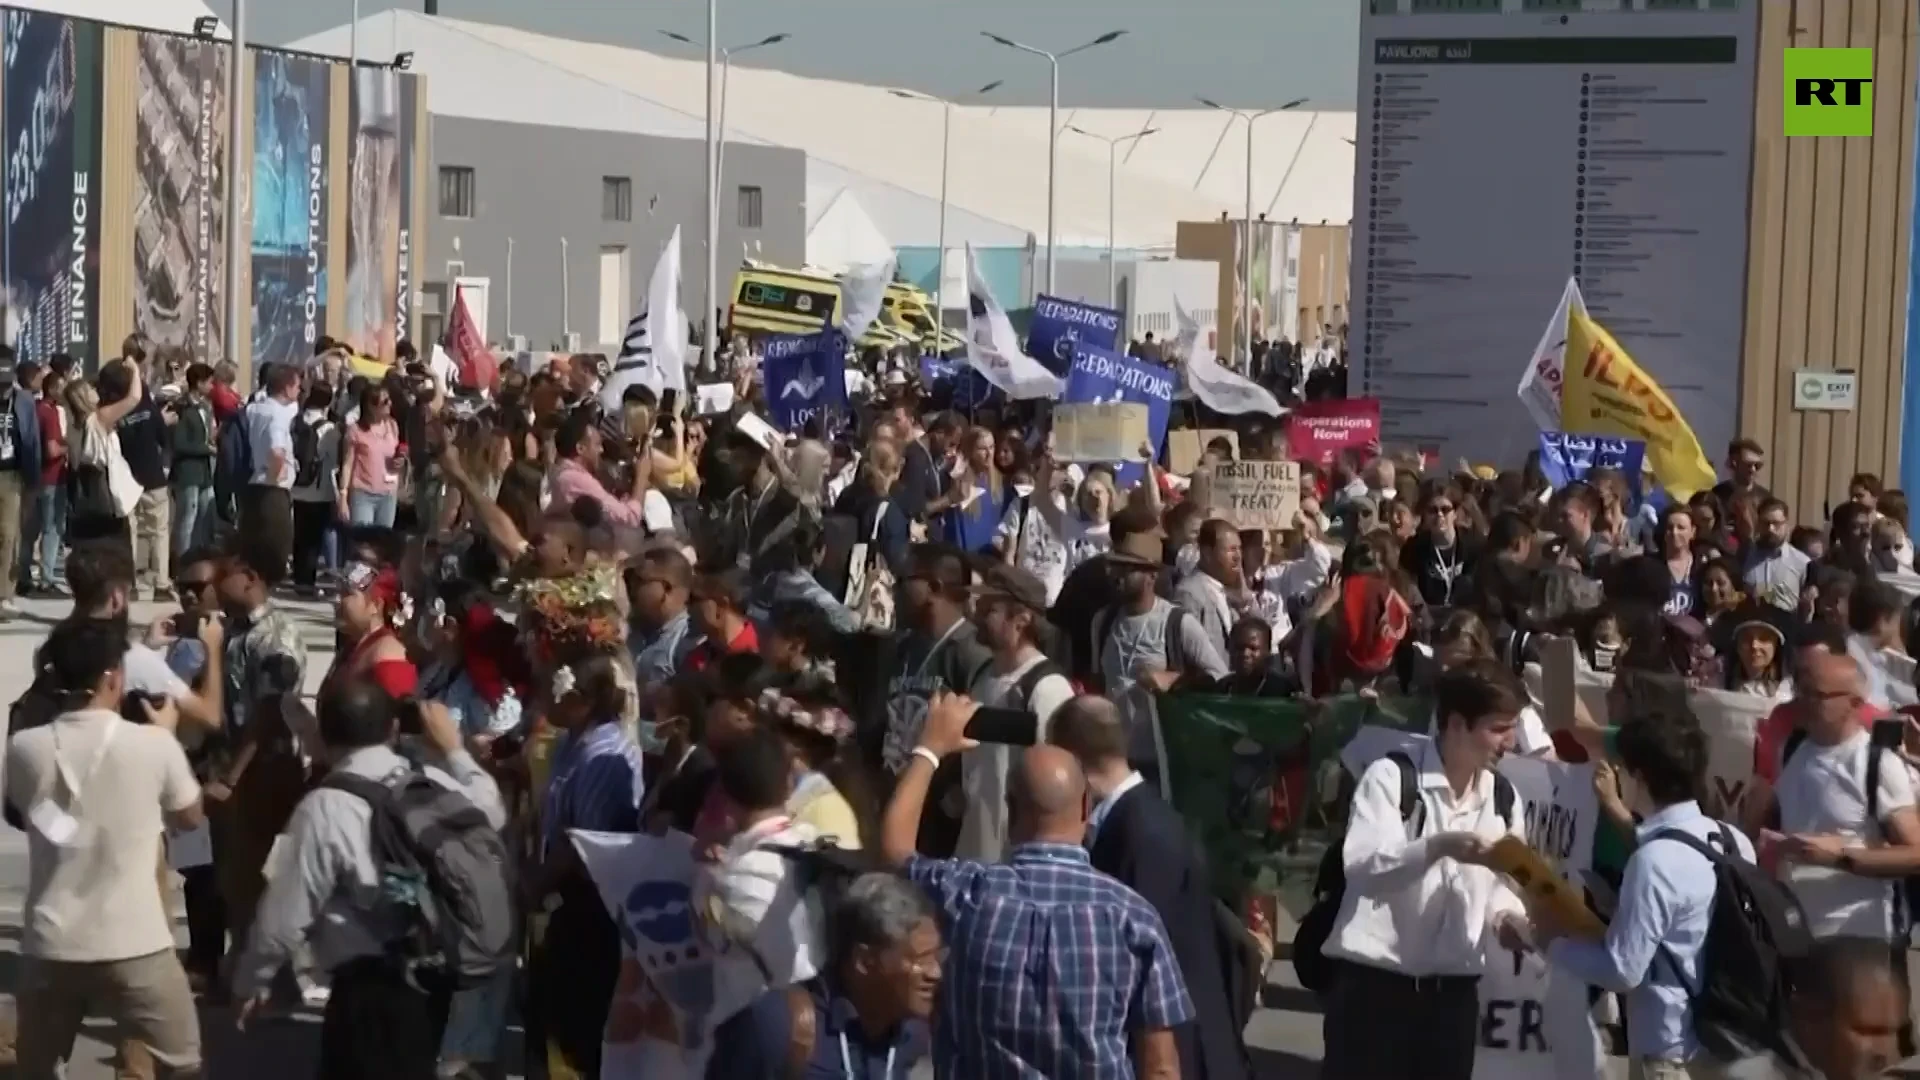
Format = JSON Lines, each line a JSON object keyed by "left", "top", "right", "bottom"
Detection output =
{"left": 660, "top": 27, "right": 791, "bottom": 371}
{"left": 981, "top": 29, "right": 1128, "bottom": 294}
{"left": 1197, "top": 96, "right": 1307, "bottom": 365}
{"left": 888, "top": 81, "right": 1003, "bottom": 331}
{"left": 1065, "top": 125, "right": 1157, "bottom": 308}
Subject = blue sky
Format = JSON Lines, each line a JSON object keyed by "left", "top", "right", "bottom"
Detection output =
{"left": 250, "top": 0, "right": 1361, "bottom": 109}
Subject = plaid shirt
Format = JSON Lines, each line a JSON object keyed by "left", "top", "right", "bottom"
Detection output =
{"left": 906, "top": 843, "right": 1194, "bottom": 1079}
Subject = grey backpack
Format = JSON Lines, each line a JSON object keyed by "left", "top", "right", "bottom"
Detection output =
{"left": 324, "top": 769, "right": 516, "bottom": 989}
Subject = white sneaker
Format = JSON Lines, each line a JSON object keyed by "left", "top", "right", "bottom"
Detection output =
{"left": 0, "top": 598, "right": 21, "bottom": 619}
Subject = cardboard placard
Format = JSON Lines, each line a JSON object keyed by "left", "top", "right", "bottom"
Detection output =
{"left": 1054, "top": 402, "right": 1152, "bottom": 463}
{"left": 1204, "top": 460, "right": 1300, "bottom": 529}
{"left": 1166, "top": 428, "right": 1240, "bottom": 476}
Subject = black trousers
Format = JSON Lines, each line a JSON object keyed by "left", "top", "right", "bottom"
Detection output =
{"left": 291, "top": 500, "right": 332, "bottom": 589}
{"left": 1321, "top": 961, "right": 1480, "bottom": 1080}
{"left": 180, "top": 865, "right": 224, "bottom": 978}
{"left": 239, "top": 485, "right": 294, "bottom": 585}
{"left": 319, "top": 958, "right": 451, "bottom": 1080}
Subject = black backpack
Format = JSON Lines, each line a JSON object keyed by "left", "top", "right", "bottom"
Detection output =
{"left": 323, "top": 768, "right": 516, "bottom": 990}
{"left": 1291, "top": 751, "right": 1515, "bottom": 994}
{"left": 291, "top": 415, "right": 324, "bottom": 488}
{"left": 1648, "top": 825, "right": 1812, "bottom": 1063}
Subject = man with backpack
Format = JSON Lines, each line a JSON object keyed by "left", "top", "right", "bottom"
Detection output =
{"left": 1539, "top": 704, "right": 1778, "bottom": 1080}
{"left": 956, "top": 564, "right": 1074, "bottom": 861}
{"left": 1312, "top": 661, "right": 1533, "bottom": 1080}
{"left": 229, "top": 678, "right": 509, "bottom": 1079}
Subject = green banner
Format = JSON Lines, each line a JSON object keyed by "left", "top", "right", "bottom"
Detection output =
{"left": 1158, "top": 692, "right": 1429, "bottom": 916}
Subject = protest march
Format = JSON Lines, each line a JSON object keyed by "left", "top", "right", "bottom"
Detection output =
{"left": 0, "top": 1, "right": 1916, "bottom": 1079}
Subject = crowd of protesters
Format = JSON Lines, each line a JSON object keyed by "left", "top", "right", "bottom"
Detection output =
{"left": 0, "top": 319, "right": 1911, "bottom": 1080}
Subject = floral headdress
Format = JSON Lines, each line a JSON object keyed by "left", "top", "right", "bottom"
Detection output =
{"left": 757, "top": 689, "right": 853, "bottom": 742}
{"left": 343, "top": 561, "right": 414, "bottom": 629}
{"left": 514, "top": 562, "right": 625, "bottom": 667}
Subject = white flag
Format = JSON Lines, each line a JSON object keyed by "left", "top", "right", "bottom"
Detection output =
{"left": 964, "top": 244, "right": 1063, "bottom": 400}
{"left": 1176, "top": 295, "right": 1283, "bottom": 417}
{"left": 602, "top": 226, "right": 687, "bottom": 410}
{"left": 838, "top": 256, "right": 895, "bottom": 343}
{"left": 1516, "top": 277, "right": 1586, "bottom": 434}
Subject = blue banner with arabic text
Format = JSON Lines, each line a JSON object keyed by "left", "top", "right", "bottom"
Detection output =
{"left": 1539, "top": 431, "right": 1646, "bottom": 502}
{"left": 1029, "top": 294, "right": 1124, "bottom": 376}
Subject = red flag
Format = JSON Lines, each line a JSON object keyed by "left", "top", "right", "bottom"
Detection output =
{"left": 445, "top": 285, "right": 500, "bottom": 392}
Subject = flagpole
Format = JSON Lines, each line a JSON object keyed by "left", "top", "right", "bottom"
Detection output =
{"left": 223, "top": 0, "right": 246, "bottom": 368}
{"left": 703, "top": 0, "right": 718, "bottom": 376}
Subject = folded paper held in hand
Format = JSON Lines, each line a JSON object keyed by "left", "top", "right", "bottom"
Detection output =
{"left": 1203, "top": 460, "right": 1301, "bottom": 530}
{"left": 1488, "top": 836, "right": 1607, "bottom": 940}
{"left": 1054, "top": 402, "right": 1152, "bottom": 463}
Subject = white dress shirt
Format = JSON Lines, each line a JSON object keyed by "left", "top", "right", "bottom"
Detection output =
{"left": 1548, "top": 800, "right": 1755, "bottom": 1063}
{"left": 1774, "top": 726, "right": 1916, "bottom": 940}
{"left": 1324, "top": 740, "right": 1527, "bottom": 977}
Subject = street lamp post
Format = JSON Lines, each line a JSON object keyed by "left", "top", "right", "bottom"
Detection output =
{"left": 661, "top": 28, "right": 790, "bottom": 371}
{"left": 1065, "top": 125, "right": 1157, "bottom": 308}
{"left": 889, "top": 81, "right": 1001, "bottom": 335}
{"left": 225, "top": 0, "right": 246, "bottom": 368}
{"left": 1197, "top": 96, "right": 1306, "bottom": 366}
{"left": 981, "top": 29, "right": 1128, "bottom": 295}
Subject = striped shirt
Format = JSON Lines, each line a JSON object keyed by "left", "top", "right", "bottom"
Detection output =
{"left": 542, "top": 721, "right": 645, "bottom": 856}
{"left": 905, "top": 843, "right": 1194, "bottom": 1080}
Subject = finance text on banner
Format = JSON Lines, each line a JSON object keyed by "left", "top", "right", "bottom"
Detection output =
{"left": 1029, "top": 293, "right": 1124, "bottom": 377}
{"left": 1560, "top": 307, "right": 1715, "bottom": 497}
{"left": 763, "top": 330, "right": 849, "bottom": 432}
{"left": 1063, "top": 343, "right": 1176, "bottom": 486}
{"left": 1203, "top": 460, "right": 1301, "bottom": 530}
{"left": 1286, "top": 397, "right": 1381, "bottom": 467}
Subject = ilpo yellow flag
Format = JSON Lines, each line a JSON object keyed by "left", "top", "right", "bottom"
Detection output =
{"left": 1560, "top": 308, "right": 1716, "bottom": 498}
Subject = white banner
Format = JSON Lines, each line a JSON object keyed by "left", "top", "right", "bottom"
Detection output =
{"left": 571, "top": 829, "right": 768, "bottom": 1079}
{"left": 1515, "top": 277, "right": 1584, "bottom": 436}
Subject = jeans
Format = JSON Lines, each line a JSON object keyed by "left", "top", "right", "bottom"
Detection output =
{"left": 292, "top": 500, "right": 336, "bottom": 591}
{"left": 348, "top": 489, "right": 396, "bottom": 528}
{"left": 29, "top": 478, "right": 62, "bottom": 584}
{"left": 171, "top": 483, "right": 213, "bottom": 560}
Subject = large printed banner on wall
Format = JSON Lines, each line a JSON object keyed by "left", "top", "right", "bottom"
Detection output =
{"left": 3, "top": 11, "right": 104, "bottom": 366}
{"left": 131, "top": 31, "right": 229, "bottom": 359}
{"left": 346, "top": 65, "right": 402, "bottom": 363}
{"left": 250, "top": 50, "right": 329, "bottom": 369}
{"left": 397, "top": 72, "right": 416, "bottom": 349}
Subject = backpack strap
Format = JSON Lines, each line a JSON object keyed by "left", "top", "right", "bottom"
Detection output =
{"left": 783, "top": 984, "right": 818, "bottom": 1079}
{"left": 321, "top": 770, "right": 397, "bottom": 806}
{"left": 1165, "top": 606, "right": 1191, "bottom": 676}
{"left": 1645, "top": 827, "right": 1727, "bottom": 999}
{"left": 1492, "top": 773, "right": 1516, "bottom": 830}
{"left": 1013, "top": 659, "right": 1066, "bottom": 708}
{"left": 1383, "top": 751, "right": 1425, "bottom": 838}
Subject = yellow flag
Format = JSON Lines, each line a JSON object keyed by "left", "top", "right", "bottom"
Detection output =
{"left": 1560, "top": 309, "right": 1716, "bottom": 498}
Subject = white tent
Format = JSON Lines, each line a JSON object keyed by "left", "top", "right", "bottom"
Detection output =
{"left": 805, "top": 189, "right": 898, "bottom": 273}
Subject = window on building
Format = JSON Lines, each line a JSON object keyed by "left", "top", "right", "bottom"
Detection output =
{"left": 737, "top": 185, "right": 763, "bottom": 229}
{"left": 603, "top": 176, "right": 632, "bottom": 222}
{"left": 439, "top": 166, "right": 476, "bottom": 219}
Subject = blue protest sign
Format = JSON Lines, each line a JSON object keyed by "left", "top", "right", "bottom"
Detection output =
{"left": 1064, "top": 342, "right": 1176, "bottom": 486}
{"left": 1029, "top": 294, "right": 1124, "bottom": 376}
{"left": 918, "top": 355, "right": 962, "bottom": 385}
{"left": 764, "top": 330, "right": 849, "bottom": 432}
{"left": 1538, "top": 431, "right": 1647, "bottom": 501}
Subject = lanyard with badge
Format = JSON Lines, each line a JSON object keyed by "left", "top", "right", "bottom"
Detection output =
{"left": 31, "top": 719, "right": 120, "bottom": 847}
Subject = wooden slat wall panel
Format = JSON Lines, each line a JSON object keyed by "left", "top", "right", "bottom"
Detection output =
{"left": 1745, "top": 0, "right": 1920, "bottom": 518}
{"left": 1740, "top": 0, "right": 1791, "bottom": 453}
{"left": 1801, "top": 0, "right": 1851, "bottom": 515}
{"left": 327, "top": 64, "right": 349, "bottom": 351}
{"left": 97, "top": 29, "right": 138, "bottom": 369}
{"left": 1771, "top": 0, "right": 1821, "bottom": 520}
{"left": 1883, "top": 1, "right": 1920, "bottom": 478}
{"left": 1862, "top": 0, "right": 1915, "bottom": 486}
{"left": 1826, "top": 0, "right": 1878, "bottom": 502}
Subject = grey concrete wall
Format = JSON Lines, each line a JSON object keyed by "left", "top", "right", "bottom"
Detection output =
{"left": 423, "top": 115, "right": 807, "bottom": 352}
